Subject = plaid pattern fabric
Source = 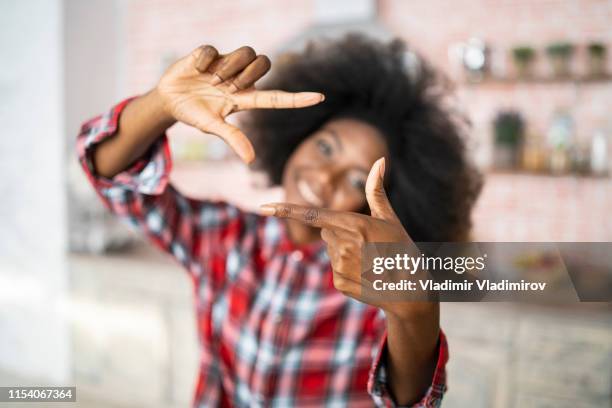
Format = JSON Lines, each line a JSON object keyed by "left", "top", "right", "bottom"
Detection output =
{"left": 76, "top": 98, "right": 448, "bottom": 408}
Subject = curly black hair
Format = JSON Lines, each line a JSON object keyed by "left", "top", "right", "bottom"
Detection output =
{"left": 244, "top": 34, "right": 482, "bottom": 242}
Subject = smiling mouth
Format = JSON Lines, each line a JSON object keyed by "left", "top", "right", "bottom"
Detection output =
{"left": 296, "top": 179, "right": 324, "bottom": 207}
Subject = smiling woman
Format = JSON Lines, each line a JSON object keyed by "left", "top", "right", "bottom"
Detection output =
{"left": 280, "top": 117, "right": 388, "bottom": 243}
{"left": 245, "top": 34, "right": 483, "bottom": 243}
{"left": 76, "top": 34, "right": 467, "bottom": 408}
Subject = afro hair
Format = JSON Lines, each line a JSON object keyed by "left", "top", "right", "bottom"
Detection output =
{"left": 243, "top": 34, "right": 482, "bottom": 242}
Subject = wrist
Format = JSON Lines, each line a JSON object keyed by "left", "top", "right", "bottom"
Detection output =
{"left": 383, "top": 302, "right": 438, "bottom": 326}
{"left": 146, "top": 87, "right": 176, "bottom": 128}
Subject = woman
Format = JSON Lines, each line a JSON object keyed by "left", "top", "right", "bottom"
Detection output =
{"left": 78, "top": 34, "right": 481, "bottom": 407}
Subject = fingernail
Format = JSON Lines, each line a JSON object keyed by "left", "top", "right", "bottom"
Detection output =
{"left": 259, "top": 204, "right": 276, "bottom": 216}
{"left": 379, "top": 157, "right": 386, "bottom": 179}
{"left": 242, "top": 150, "right": 255, "bottom": 164}
{"left": 319, "top": 93, "right": 325, "bottom": 102}
{"left": 227, "top": 83, "right": 239, "bottom": 93}
{"left": 211, "top": 74, "right": 223, "bottom": 85}
{"left": 297, "top": 92, "right": 324, "bottom": 103}
{"left": 239, "top": 143, "right": 255, "bottom": 164}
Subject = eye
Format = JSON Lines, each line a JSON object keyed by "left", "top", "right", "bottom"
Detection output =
{"left": 316, "top": 139, "right": 333, "bottom": 157}
{"left": 348, "top": 173, "right": 366, "bottom": 191}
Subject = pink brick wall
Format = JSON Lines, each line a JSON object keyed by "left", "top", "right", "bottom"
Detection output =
{"left": 472, "top": 173, "right": 611, "bottom": 241}
{"left": 125, "top": 0, "right": 612, "bottom": 241}
{"left": 380, "top": 0, "right": 612, "bottom": 72}
{"left": 379, "top": 0, "right": 612, "bottom": 163}
{"left": 125, "top": 0, "right": 314, "bottom": 93}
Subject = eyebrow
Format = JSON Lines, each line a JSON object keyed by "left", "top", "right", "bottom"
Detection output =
{"left": 321, "top": 128, "right": 371, "bottom": 174}
{"left": 322, "top": 128, "right": 343, "bottom": 152}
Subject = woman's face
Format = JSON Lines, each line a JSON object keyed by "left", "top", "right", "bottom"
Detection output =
{"left": 282, "top": 118, "right": 388, "bottom": 213}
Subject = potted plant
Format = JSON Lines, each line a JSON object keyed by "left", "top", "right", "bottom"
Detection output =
{"left": 546, "top": 42, "right": 574, "bottom": 77}
{"left": 512, "top": 46, "right": 536, "bottom": 78}
{"left": 587, "top": 42, "right": 607, "bottom": 77}
{"left": 493, "top": 110, "right": 525, "bottom": 169}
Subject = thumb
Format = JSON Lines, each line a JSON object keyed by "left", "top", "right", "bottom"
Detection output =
{"left": 365, "top": 157, "right": 399, "bottom": 222}
{"left": 206, "top": 119, "right": 255, "bottom": 163}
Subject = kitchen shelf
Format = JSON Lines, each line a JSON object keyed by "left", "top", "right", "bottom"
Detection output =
{"left": 486, "top": 169, "right": 610, "bottom": 180}
{"left": 463, "top": 74, "right": 612, "bottom": 87}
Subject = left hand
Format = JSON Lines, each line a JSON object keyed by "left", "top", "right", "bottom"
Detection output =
{"left": 260, "top": 158, "right": 431, "bottom": 320}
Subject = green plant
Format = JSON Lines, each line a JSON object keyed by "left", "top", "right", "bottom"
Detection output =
{"left": 587, "top": 42, "right": 606, "bottom": 57}
{"left": 493, "top": 111, "right": 525, "bottom": 146}
{"left": 512, "top": 46, "right": 535, "bottom": 63}
{"left": 546, "top": 42, "right": 574, "bottom": 57}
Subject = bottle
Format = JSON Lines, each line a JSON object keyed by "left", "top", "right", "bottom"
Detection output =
{"left": 547, "top": 111, "right": 573, "bottom": 175}
{"left": 590, "top": 130, "right": 608, "bottom": 176}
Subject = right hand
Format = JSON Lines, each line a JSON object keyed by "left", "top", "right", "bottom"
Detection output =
{"left": 156, "top": 45, "right": 325, "bottom": 163}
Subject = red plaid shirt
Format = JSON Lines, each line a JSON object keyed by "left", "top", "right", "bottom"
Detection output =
{"left": 77, "top": 98, "right": 448, "bottom": 407}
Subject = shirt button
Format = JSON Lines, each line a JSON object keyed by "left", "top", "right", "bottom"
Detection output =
{"left": 273, "top": 312, "right": 283, "bottom": 324}
{"left": 291, "top": 250, "right": 304, "bottom": 261}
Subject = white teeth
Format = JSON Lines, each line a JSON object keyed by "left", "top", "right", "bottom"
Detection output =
{"left": 297, "top": 180, "right": 323, "bottom": 207}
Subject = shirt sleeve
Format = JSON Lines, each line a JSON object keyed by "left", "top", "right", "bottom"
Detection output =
{"left": 76, "top": 97, "right": 246, "bottom": 280}
{"left": 368, "top": 329, "right": 448, "bottom": 408}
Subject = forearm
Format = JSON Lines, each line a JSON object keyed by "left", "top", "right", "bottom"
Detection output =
{"left": 385, "top": 303, "right": 440, "bottom": 406}
{"left": 92, "top": 88, "right": 176, "bottom": 178}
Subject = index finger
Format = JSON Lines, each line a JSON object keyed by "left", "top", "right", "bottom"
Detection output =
{"left": 233, "top": 90, "right": 324, "bottom": 110}
{"left": 259, "top": 203, "right": 363, "bottom": 230}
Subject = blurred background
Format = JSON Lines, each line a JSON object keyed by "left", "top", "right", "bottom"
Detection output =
{"left": 1, "top": 0, "right": 611, "bottom": 407}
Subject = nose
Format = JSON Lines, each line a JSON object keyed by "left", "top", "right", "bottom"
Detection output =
{"left": 311, "top": 165, "right": 341, "bottom": 203}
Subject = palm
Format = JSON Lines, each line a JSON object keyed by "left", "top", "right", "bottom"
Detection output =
{"left": 159, "top": 62, "right": 236, "bottom": 125}
{"left": 156, "top": 45, "right": 324, "bottom": 163}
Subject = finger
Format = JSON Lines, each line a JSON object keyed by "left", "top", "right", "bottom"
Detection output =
{"left": 233, "top": 90, "right": 324, "bottom": 110}
{"left": 194, "top": 45, "right": 219, "bottom": 73}
{"left": 206, "top": 55, "right": 225, "bottom": 73}
{"left": 206, "top": 119, "right": 255, "bottom": 163}
{"left": 259, "top": 203, "right": 363, "bottom": 230}
{"left": 227, "top": 55, "right": 271, "bottom": 93}
{"left": 171, "top": 46, "right": 211, "bottom": 76}
{"left": 365, "top": 157, "right": 399, "bottom": 222}
{"left": 322, "top": 227, "right": 359, "bottom": 244}
{"left": 321, "top": 229, "right": 364, "bottom": 276}
{"left": 321, "top": 227, "right": 335, "bottom": 243}
{"left": 211, "top": 46, "right": 257, "bottom": 85}
{"left": 333, "top": 271, "right": 360, "bottom": 295}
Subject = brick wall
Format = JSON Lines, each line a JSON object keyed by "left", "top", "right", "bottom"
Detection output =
{"left": 379, "top": 0, "right": 612, "bottom": 160}
{"left": 124, "top": 0, "right": 612, "bottom": 241}
{"left": 70, "top": 5, "right": 612, "bottom": 408}
{"left": 472, "top": 173, "right": 612, "bottom": 241}
{"left": 125, "top": 0, "right": 314, "bottom": 93}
